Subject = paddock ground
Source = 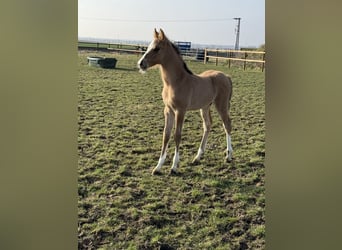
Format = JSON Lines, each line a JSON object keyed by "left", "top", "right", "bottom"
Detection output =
{"left": 78, "top": 51, "right": 265, "bottom": 249}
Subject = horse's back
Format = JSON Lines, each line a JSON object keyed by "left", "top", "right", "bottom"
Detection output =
{"left": 199, "top": 70, "right": 232, "bottom": 99}
{"left": 199, "top": 70, "right": 232, "bottom": 85}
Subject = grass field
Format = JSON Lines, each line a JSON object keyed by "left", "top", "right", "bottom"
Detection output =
{"left": 78, "top": 51, "right": 265, "bottom": 249}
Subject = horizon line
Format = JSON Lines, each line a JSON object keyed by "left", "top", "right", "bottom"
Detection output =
{"left": 78, "top": 36, "right": 259, "bottom": 48}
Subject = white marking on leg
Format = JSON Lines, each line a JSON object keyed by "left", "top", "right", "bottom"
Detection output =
{"left": 157, "top": 152, "right": 167, "bottom": 168}
{"left": 152, "top": 151, "right": 167, "bottom": 174}
{"left": 193, "top": 148, "right": 204, "bottom": 162}
{"left": 227, "top": 134, "right": 233, "bottom": 160}
{"left": 171, "top": 148, "right": 179, "bottom": 171}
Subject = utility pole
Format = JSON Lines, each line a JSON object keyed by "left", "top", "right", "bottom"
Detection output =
{"left": 234, "top": 18, "right": 241, "bottom": 50}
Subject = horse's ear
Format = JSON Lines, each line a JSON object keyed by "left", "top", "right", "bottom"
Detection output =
{"left": 159, "top": 29, "right": 165, "bottom": 41}
{"left": 154, "top": 28, "right": 159, "bottom": 39}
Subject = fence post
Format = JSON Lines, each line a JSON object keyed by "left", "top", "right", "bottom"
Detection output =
{"left": 228, "top": 51, "right": 232, "bottom": 68}
{"left": 262, "top": 52, "right": 265, "bottom": 72}
{"left": 216, "top": 49, "right": 218, "bottom": 66}
{"left": 243, "top": 52, "right": 247, "bottom": 70}
{"left": 204, "top": 49, "right": 207, "bottom": 64}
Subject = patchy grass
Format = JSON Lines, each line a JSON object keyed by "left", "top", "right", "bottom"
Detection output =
{"left": 78, "top": 50, "right": 265, "bottom": 249}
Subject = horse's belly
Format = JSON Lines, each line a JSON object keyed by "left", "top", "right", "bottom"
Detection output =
{"left": 162, "top": 77, "right": 216, "bottom": 111}
{"left": 188, "top": 89, "right": 215, "bottom": 110}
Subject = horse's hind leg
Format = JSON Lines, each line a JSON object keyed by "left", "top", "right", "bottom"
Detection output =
{"left": 215, "top": 98, "right": 233, "bottom": 162}
{"left": 192, "top": 106, "right": 212, "bottom": 163}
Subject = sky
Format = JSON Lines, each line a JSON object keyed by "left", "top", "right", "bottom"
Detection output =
{"left": 78, "top": 0, "right": 264, "bottom": 47}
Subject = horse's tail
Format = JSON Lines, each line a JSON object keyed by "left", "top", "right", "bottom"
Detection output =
{"left": 226, "top": 74, "right": 233, "bottom": 102}
{"left": 215, "top": 72, "right": 233, "bottom": 102}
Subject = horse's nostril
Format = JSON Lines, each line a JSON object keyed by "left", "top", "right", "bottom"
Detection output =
{"left": 139, "top": 60, "right": 147, "bottom": 70}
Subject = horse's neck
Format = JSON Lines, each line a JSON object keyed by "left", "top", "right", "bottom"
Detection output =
{"left": 160, "top": 52, "right": 187, "bottom": 87}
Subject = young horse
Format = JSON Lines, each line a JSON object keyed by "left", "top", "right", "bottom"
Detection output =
{"left": 138, "top": 29, "right": 233, "bottom": 175}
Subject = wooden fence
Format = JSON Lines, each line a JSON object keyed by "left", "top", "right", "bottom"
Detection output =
{"left": 204, "top": 49, "right": 265, "bottom": 71}
{"left": 78, "top": 41, "right": 147, "bottom": 55}
{"left": 78, "top": 41, "right": 265, "bottom": 71}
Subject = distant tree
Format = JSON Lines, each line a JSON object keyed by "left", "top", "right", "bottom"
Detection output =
{"left": 258, "top": 44, "right": 265, "bottom": 51}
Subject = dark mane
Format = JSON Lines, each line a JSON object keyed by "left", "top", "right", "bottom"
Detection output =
{"left": 170, "top": 42, "right": 181, "bottom": 55}
{"left": 171, "top": 42, "right": 193, "bottom": 75}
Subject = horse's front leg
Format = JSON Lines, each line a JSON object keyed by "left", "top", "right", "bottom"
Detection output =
{"left": 170, "top": 110, "right": 185, "bottom": 174}
{"left": 152, "top": 107, "right": 174, "bottom": 175}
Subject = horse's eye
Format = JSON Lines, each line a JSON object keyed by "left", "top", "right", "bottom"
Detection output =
{"left": 153, "top": 47, "right": 160, "bottom": 52}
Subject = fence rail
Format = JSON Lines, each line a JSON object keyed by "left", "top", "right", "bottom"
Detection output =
{"left": 78, "top": 41, "right": 147, "bottom": 54}
{"left": 204, "top": 49, "right": 265, "bottom": 71}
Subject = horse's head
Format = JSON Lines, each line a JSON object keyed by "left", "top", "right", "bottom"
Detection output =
{"left": 138, "top": 28, "right": 168, "bottom": 73}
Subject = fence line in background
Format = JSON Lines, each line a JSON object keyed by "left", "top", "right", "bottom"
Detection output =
{"left": 78, "top": 41, "right": 265, "bottom": 71}
{"left": 78, "top": 41, "right": 147, "bottom": 55}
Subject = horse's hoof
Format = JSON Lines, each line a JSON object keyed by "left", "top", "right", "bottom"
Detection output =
{"left": 191, "top": 158, "right": 201, "bottom": 166}
{"left": 151, "top": 169, "right": 162, "bottom": 175}
{"left": 169, "top": 169, "right": 179, "bottom": 175}
{"left": 225, "top": 156, "right": 233, "bottom": 163}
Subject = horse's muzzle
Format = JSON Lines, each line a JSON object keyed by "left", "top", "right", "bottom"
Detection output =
{"left": 138, "top": 59, "right": 148, "bottom": 71}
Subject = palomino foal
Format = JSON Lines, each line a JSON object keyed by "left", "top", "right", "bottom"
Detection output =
{"left": 138, "top": 29, "right": 233, "bottom": 175}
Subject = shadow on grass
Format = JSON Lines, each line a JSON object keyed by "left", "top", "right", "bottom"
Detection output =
{"left": 114, "top": 67, "right": 138, "bottom": 72}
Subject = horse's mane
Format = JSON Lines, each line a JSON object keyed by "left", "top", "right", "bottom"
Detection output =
{"left": 170, "top": 42, "right": 193, "bottom": 75}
